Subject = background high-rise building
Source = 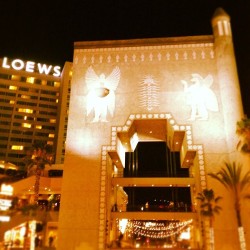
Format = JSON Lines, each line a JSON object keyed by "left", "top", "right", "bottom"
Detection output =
{"left": 0, "top": 57, "right": 72, "bottom": 168}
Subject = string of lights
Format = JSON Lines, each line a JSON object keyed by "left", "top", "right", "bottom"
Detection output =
{"left": 125, "top": 219, "right": 193, "bottom": 239}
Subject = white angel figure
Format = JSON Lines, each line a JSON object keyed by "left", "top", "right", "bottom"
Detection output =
{"left": 181, "top": 73, "right": 219, "bottom": 121}
{"left": 85, "top": 66, "right": 120, "bottom": 122}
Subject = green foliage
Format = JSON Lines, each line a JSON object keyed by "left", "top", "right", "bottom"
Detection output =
{"left": 236, "top": 118, "right": 250, "bottom": 153}
{"left": 22, "top": 141, "right": 54, "bottom": 204}
{"left": 208, "top": 161, "right": 250, "bottom": 227}
{"left": 208, "top": 162, "right": 250, "bottom": 197}
{"left": 23, "top": 141, "right": 54, "bottom": 172}
{"left": 196, "top": 189, "right": 222, "bottom": 219}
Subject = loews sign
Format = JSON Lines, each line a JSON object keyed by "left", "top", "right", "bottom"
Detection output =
{"left": 2, "top": 57, "right": 61, "bottom": 77}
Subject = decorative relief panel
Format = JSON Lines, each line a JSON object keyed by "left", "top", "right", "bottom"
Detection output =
{"left": 138, "top": 75, "right": 160, "bottom": 111}
{"left": 181, "top": 74, "right": 219, "bottom": 121}
{"left": 74, "top": 43, "right": 214, "bottom": 66}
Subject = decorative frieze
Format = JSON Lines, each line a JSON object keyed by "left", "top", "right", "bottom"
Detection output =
{"left": 74, "top": 43, "right": 214, "bottom": 66}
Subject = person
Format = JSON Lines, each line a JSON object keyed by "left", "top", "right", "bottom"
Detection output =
{"left": 35, "top": 236, "right": 40, "bottom": 247}
{"left": 117, "top": 234, "right": 124, "bottom": 248}
{"left": 49, "top": 235, "right": 54, "bottom": 247}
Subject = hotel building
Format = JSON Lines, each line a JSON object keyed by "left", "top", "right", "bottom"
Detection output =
{"left": 57, "top": 8, "right": 250, "bottom": 250}
{"left": 0, "top": 58, "right": 72, "bottom": 167}
{"left": 0, "top": 58, "right": 72, "bottom": 248}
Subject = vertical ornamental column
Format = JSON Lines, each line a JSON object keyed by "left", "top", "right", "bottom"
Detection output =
{"left": 212, "top": 8, "right": 244, "bottom": 154}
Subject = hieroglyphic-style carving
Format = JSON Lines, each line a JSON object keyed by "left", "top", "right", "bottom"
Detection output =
{"left": 138, "top": 75, "right": 160, "bottom": 111}
{"left": 181, "top": 74, "right": 219, "bottom": 121}
{"left": 85, "top": 66, "right": 120, "bottom": 122}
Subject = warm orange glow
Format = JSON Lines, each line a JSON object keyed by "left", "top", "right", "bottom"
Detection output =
{"left": 1, "top": 184, "right": 13, "bottom": 196}
{"left": 27, "top": 77, "right": 35, "bottom": 83}
{"left": 54, "top": 81, "right": 60, "bottom": 87}
{"left": 22, "top": 123, "right": 31, "bottom": 128}
{"left": 50, "top": 119, "right": 56, "bottom": 123}
{"left": 18, "top": 108, "right": 33, "bottom": 113}
{"left": 11, "top": 75, "right": 20, "bottom": 81}
{"left": 21, "top": 94, "right": 30, "bottom": 99}
{"left": 130, "top": 132, "right": 139, "bottom": 151}
{"left": 11, "top": 145, "right": 24, "bottom": 150}
{"left": 9, "top": 85, "right": 17, "bottom": 90}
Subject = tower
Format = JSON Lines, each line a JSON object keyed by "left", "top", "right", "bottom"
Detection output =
{"left": 212, "top": 8, "right": 244, "bottom": 155}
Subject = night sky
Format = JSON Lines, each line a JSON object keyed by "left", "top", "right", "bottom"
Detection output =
{"left": 0, "top": 0, "right": 249, "bottom": 116}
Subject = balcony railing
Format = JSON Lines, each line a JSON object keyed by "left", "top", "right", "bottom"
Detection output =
{"left": 113, "top": 171, "right": 192, "bottom": 178}
{"left": 112, "top": 203, "right": 195, "bottom": 213}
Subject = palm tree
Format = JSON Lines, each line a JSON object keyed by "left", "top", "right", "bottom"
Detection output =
{"left": 196, "top": 188, "right": 222, "bottom": 250}
{"left": 24, "top": 141, "right": 54, "bottom": 204}
{"left": 236, "top": 118, "right": 250, "bottom": 153}
{"left": 208, "top": 161, "right": 250, "bottom": 250}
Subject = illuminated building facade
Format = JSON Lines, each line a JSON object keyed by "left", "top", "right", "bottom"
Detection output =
{"left": 58, "top": 8, "right": 249, "bottom": 250}
{"left": 0, "top": 57, "right": 72, "bottom": 167}
{"left": 0, "top": 57, "right": 71, "bottom": 248}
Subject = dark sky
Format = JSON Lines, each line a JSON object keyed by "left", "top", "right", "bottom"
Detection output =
{"left": 0, "top": 0, "right": 249, "bottom": 116}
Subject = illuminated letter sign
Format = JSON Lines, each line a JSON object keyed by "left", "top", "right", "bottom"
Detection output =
{"left": 2, "top": 57, "right": 61, "bottom": 77}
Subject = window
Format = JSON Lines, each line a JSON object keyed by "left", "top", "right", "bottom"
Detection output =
{"left": 22, "top": 123, "right": 31, "bottom": 128}
{"left": 26, "top": 77, "right": 35, "bottom": 83}
{"left": 9, "top": 85, "right": 17, "bottom": 90}
{"left": 18, "top": 108, "right": 33, "bottom": 113}
{"left": 11, "top": 145, "right": 24, "bottom": 150}
{"left": 0, "top": 74, "right": 11, "bottom": 80}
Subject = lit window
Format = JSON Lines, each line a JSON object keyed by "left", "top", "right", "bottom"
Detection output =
{"left": 36, "top": 125, "right": 42, "bottom": 129}
{"left": 18, "top": 108, "right": 33, "bottom": 113}
{"left": 11, "top": 75, "right": 20, "bottom": 81}
{"left": 49, "top": 134, "right": 55, "bottom": 138}
{"left": 41, "top": 80, "right": 47, "bottom": 85}
{"left": 22, "top": 123, "right": 31, "bottom": 128}
{"left": 54, "top": 81, "right": 60, "bottom": 87}
{"left": 50, "top": 119, "right": 56, "bottom": 123}
{"left": 56, "top": 99, "right": 58, "bottom": 103}
{"left": 9, "top": 85, "right": 17, "bottom": 90}
{"left": 27, "top": 77, "right": 35, "bottom": 84}
{"left": 21, "top": 95, "right": 30, "bottom": 99}
{"left": 11, "top": 145, "right": 24, "bottom": 150}
{"left": 9, "top": 100, "right": 15, "bottom": 104}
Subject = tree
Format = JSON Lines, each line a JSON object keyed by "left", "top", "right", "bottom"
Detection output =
{"left": 24, "top": 141, "right": 54, "bottom": 204}
{"left": 208, "top": 161, "right": 250, "bottom": 250}
{"left": 196, "top": 188, "right": 222, "bottom": 250}
{"left": 236, "top": 118, "right": 250, "bottom": 153}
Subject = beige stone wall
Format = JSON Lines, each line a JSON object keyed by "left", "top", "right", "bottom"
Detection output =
{"left": 58, "top": 36, "right": 248, "bottom": 250}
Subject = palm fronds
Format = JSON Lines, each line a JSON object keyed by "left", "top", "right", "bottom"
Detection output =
{"left": 196, "top": 189, "right": 222, "bottom": 218}
{"left": 208, "top": 162, "right": 250, "bottom": 195}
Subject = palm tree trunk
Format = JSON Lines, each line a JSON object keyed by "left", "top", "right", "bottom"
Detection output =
{"left": 238, "top": 227, "right": 247, "bottom": 250}
{"left": 209, "top": 218, "right": 215, "bottom": 250}
{"left": 34, "top": 168, "right": 42, "bottom": 204}
{"left": 236, "top": 208, "right": 247, "bottom": 250}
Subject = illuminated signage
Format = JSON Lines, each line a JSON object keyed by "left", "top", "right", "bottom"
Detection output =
{"left": 2, "top": 57, "right": 61, "bottom": 77}
{"left": 0, "top": 199, "right": 12, "bottom": 211}
{"left": 0, "top": 184, "right": 13, "bottom": 196}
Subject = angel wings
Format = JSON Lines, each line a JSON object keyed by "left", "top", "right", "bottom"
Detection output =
{"left": 182, "top": 73, "right": 219, "bottom": 121}
{"left": 85, "top": 66, "right": 121, "bottom": 122}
